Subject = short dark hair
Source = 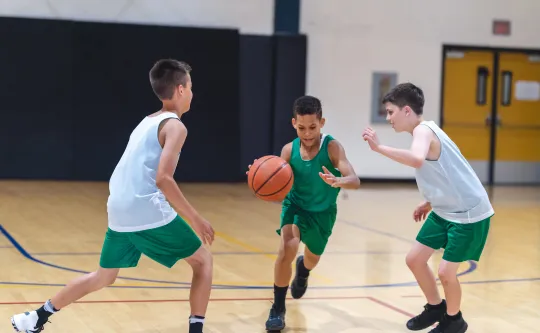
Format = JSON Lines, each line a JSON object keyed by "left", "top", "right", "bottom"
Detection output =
{"left": 149, "top": 59, "right": 192, "bottom": 100}
{"left": 382, "top": 82, "right": 424, "bottom": 115}
{"left": 293, "top": 95, "right": 323, "bottom": 119}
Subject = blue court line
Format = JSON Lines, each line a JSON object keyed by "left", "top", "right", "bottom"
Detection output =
{"left": 4, "top": 274, "right": 540, "bottom": 289}
{"left": 0, "top": 224, "right": 217, "bottom": 288}
{"left": 0, "top": 221, "right": 483, "bottom": 290}
{"left": 461, "top": 277, "right": 540, "bottom": 285}
{"left": 337, "top": 218, "right": 476, "bottom": 278}
{"left": 1, "top": 222, "right": 538, "bottom": 289}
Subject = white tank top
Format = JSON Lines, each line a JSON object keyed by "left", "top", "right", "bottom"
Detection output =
{"left": 107, "top": 112, "right": 179, "bottom": 232}
{"left": 415, "top": 121, "right": 494, "bottom": 224}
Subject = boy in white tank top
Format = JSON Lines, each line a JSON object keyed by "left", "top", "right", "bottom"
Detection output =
{"left": 362, "top": 83, "right": 493, "bottom": 333}
{"left": 11, "top": 59, "right": 215, "bottom": 333}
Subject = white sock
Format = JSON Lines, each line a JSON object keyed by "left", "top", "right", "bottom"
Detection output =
{"left": 43, "top": 300, "right": 58, "bottom": 313}
{"left": 189, "top": 315, "right": 205, "bottom": 324}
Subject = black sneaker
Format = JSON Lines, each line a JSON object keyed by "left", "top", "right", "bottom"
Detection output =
{"left": 406, "top": 300, "right": 447, "bottom": 331}
{"left": 265, "top": 305, "right": 286, "bottom": 331}
{"left": 428, "top": 313, "right": 468, "bottom": 333}
{"left": 290, "top": 256, "right": 308, "bottom": 299}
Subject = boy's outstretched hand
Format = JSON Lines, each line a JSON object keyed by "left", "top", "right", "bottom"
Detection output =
{"left": 362, "top": 127, "right": 381, "bottom": 152}
{"left": 319, "top": 166, "right": 341, "bottom": 187}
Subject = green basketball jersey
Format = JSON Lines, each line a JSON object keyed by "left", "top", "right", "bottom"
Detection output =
{"left": 284, "top": 134, "right": 342, "bottom": 212}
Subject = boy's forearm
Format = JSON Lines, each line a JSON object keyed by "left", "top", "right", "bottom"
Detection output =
{"left": 377, "top": 145, "right": 424, "bottom": 169}
{"left": 338, "top": 175, "right": 361, "bottom": 189}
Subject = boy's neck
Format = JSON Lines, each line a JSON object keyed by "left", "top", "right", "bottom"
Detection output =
{"left": 161, "top": 102, "right": 184, "bottom": 117}
{"left": 408, "top": 116, "right": 425, "bottom": 134}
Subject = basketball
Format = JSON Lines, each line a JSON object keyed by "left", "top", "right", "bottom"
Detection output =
{"left": 247, "top": 155, "right": 294, "bottom": 202}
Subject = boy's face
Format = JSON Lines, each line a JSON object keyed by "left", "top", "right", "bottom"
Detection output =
{"left": 385, "top": 102, "right": 411, "bottom": 133}
{"left": 292, "top": 114, "right": 325, "bottom": 148}
{"left": 175, "top": 74, "right": 193, "bottom": 112}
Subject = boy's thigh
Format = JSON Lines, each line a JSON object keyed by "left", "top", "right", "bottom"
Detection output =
{"left": 131, "top": 215, "right": 203, "bottom": 268}
{"left": 443, "top": 217, "right": 491, "bottom": 263}
{"left": 100, "top": 228, "right": 142, "bottom": 269}
{"left": 296, "top": 208, "right": 337, "bottom": 256}
{"left": 277, "top": 202, "right": 296, "bottom": 235}
{"left": 416, "top": 212, "right": 449, "bottom": 250}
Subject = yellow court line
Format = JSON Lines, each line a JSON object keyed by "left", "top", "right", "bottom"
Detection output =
{"left": 0, "top": 281, "right": 275, "bottom": 289}
{"left": 215, "top": 231, "right": 334, "bottom": 284}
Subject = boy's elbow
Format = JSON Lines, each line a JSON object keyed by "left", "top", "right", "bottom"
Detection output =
{"left": 354, "top": 177, "right": 361, "bottom": 189}
{"left": 412, "top": 158, "right": 424, "bottom": 169}
{"left": 345, "top": 176, "right": 361, "bottom": 189}
{"left": 156, "top": 173, "right": 174, "bottom": 189}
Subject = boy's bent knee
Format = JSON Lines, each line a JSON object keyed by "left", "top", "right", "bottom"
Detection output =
{"left": 277, "top": 236, "right": 300, "bottom": 264}
{"left": 95, "top": 268, "right": 119, "bottom": 287}
{"left": 405, "top": 251, "right": 426, "bottom": 269}
{"left": 405, "top": 241, "right": 435, "bottom": 269}
{"left": 185, "top": 245, "right": 213, "bottom": 269}
{"left": 282, "top": 236, "right": 300, "bottom": 252}
{"left": 438, "top": 260, "right": 460, "bottom": 285}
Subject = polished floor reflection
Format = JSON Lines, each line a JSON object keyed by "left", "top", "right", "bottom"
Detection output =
{"left": 1, "top": 181, "right": 538, "bottom": 332}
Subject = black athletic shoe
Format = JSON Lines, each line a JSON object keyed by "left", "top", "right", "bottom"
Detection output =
{"left": 428, "top": 313, "right": 468, "bottom": 333}
{"left": 290, "top": 255, "right": 308, "bottom": 299}
{"left": 265, "top": 305, "right": 286, "bottom": 331}
{"left": 406, "top": 300, "right": 447, "bottom": 331}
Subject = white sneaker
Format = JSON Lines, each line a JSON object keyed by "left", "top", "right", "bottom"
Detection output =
{"left": 11, "top": 311, "right": 46, "bottom": 333}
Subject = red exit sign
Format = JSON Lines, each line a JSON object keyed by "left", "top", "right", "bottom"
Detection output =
{"left": 493, "top": 20, "right": 511, "bottom": 36}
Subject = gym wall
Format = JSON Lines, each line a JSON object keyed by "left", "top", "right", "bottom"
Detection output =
{"left": 301, "top": 0, "right": 540, "bottom": 179}
{"left": 0, "top": 0, "right": 305, "bottom": 182}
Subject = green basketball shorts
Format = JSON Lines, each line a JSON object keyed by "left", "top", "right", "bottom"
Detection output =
{"left": 99, "top": 215, "right": 202, "bottom": 269}
{"left": 277, "top": 201, "right": 337, "bottom": 256}
{"left": 416, "top": 211, "right": 491, "bottom": 263}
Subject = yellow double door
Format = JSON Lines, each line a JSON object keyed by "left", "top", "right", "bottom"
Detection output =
{"left": 443, "top": 49, "right": 540, "bottom": 184}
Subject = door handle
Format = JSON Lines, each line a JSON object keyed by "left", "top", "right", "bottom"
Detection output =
{"left": 476, "top": 66, "right": 489, "bottom": 105}
{"left": 501, "top": 70, "right": 512, "bottom": 106}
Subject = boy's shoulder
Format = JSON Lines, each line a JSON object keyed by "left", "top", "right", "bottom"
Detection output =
{"left": 280, "top": 140, "right": 295, "bottom": 162}
{"left": 413, "top": 120, "right": 441, "bottom": 140}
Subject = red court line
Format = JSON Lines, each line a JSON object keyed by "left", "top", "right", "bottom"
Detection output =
{"left": 367, "top": 296, "right": 415, "bottom": 318}
{"left": 1, "top": 295, "right": 415, "bottom": 319}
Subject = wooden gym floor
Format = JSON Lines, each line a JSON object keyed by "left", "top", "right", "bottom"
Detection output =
{"left": 0, "top": 180, "right": 539, "bottom": 332}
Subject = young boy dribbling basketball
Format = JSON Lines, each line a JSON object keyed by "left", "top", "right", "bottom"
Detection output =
{"left": 249, "top": 96, "right": 361, "bottom": 331}
{"left": 362, "top": 83, "right": 494, "bottom": 333}
{"left": 11, "top": 59, "right": 215, "bottom": 333}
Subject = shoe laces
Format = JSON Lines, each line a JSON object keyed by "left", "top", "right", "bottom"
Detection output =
{"left": 269, "top": 302, "right": 284, "bottom": 316}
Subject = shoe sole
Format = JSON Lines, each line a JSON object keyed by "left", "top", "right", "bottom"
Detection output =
{"left": 266, "top": 325, "right": 285, "bottom": 332}
{"left": 265, "top": 323, "right": 285, "bottom": 331}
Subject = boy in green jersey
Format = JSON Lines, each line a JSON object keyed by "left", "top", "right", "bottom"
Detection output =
{"left": 250, "top": 96, "right": 361, "bottom": 331}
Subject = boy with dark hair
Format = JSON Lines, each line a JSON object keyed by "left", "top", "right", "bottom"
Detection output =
{"left": 249, "top": 95, "right": 361, "bottom": 331}
{"left": 11, "top": 59, "right": 215, "bottom": 333}
{"left": 362, "top": 82, "right": 494, "bottom": 333}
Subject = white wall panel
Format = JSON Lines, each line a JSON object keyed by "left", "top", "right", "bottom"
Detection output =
{"left": 301, "top": 0, "right": 540, "bottom": 178}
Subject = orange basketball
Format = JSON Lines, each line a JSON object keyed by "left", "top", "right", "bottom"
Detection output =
{"left": 247, "top": 155, "right": 294, "bottom": 202}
